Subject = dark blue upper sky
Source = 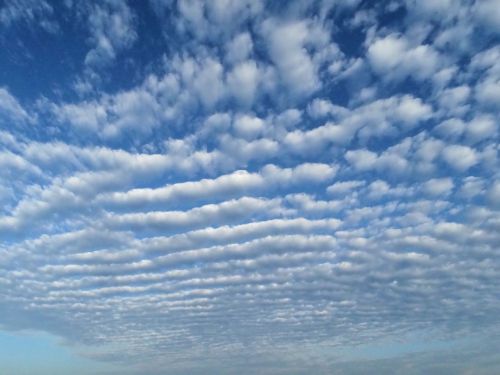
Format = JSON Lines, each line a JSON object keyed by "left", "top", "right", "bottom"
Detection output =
{"left": 0, "top": 1, "right": 499, "bottom": 374}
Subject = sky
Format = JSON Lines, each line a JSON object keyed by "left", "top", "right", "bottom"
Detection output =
{"left": 0, "top": 0, "right": 499, "bottom": 374}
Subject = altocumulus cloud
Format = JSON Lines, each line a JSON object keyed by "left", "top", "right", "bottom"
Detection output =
{"left": 0, "top": 1, "right": 499, "bottom": 374}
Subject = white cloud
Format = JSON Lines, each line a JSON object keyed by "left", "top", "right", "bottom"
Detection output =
{"left": 437, "top": 85, "right": 470, "bottom": 116}
{"left": 459, "top": 176, "right": 485, "bottom": 199}
{"left": 0, "top": 0, "right": 57, "bottom": 32}
{"left": 294, "top": 96, "right": 436, "bottom": 149}
{"left": 393, "top": 95, "right": 432, "bottom": 128}
{"left": 404, "top": 0, "right": 454, "bottom": 18}
{"left": 286, "top": 193, "right": 345, "bottom": 214}
{"left": 0, "top": 150, "right": 42, "bottom": 178}
{"left": 441, "top": 145, "right": 479, "bottom": 172}
{"left": 219, "top": 135, "right": 279, "bottom": 163}
{"left": 105, "top": 89, "right": 160, "bottom": 138}
{"left": 487, "top": 180, "right": 500, "bottom": 206}
{"left": 469, "top": 46, "right": 500, "bottom": 108}
{"left": 366, "top": 180, "right": 390, "bottom": 199}
{"left": 289, "top": 163, "right": 338, "bottom": 183}
{"left": 345, "top": 149, "right": 378, "bottom": 171}
{"left": 192, "top": 57, "right": 226, "bottom": 109}
{"left": 284, "top": 122, "right": 353, "bottom": 155}
{"left": 475, "top": 79, "right": 500, "bottom": 108}
{"left": 327, "top": 180, "right": 365, "bottom": 195}
{"left": 101, "top": 162, "right": 337, "bottom": 209}
{"left": 415, "top": 137, "right": 444, "bottom": 163}
{"left": 232, "top": 114, "right": 264, "bottom": 140}
{"left": 262, "top": 19, "right": 320, "bottom": 98}
{"left": 53, "top": 101, "right": 106, "bottom": 133}
{"left": 368, "top": 34, "right": 407, "bottom": 71}
{"left": 225, "top": 32, "right": 254, "bottom": 64}
{"left": 0, "top": 87, "right": 31, "bottom": 125}
{"left": 367, "top": 34, "right": 441, "bottom": 82}
{"left": 474, "top": 0, "right": 500, "bottom": 34}
{"left": 344, "top": 138, "right": 414, "bottom": 175}
{"left": 106, "top": 197, "right": 287, "bottom": 231}
{"left": 84, "top": 0, "right": 137, "bottom": 67}
{"left": 164, "top": 0, "right": 263, "bottom": 42}
{"left": 227, "top": 61, "right": 260, "bottom": 108}
{"left": 53, "top": 86, "right": 161, "bottom": 140}
{"left": 422, "top": 178, "right": 454, "bottom": 196}
{"left": 465, "top": 115, "right": 497, "bottom": 144}
{"left": 307, "top": 98, "right": 349, "bottom": 119}
{"left": 434, "top": 118, "right": 466, "bottom": 140}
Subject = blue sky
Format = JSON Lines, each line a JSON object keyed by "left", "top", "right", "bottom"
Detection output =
{"left": 0, "top": 0, "right": 499, "bottom": 374}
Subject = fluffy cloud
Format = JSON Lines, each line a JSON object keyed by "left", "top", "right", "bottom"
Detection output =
{"left": 232, "top": 114, "right": 264, "bottom": 140}
{"left": 474, "top": 0, "right": 500, "bottom": 34}
{"left": 466, "top": 115, "right": 497, "bottom": 143}
{"left": 422, "top": 177, "right": 454, "bottom": 196}
{"left": 227, "top": 61, "right": 260, "bottom": 108}
{"left": 225, "top": 32, "right": 254, "bottom": 64}
{"left": 441, "top": 145, "right": 479, "bottom": 172}
{"left": 345, "top": 149, "right": 378, "bottom": 171}
{"left": 367, "top": 34, "right": 441, "bottom": 82}
{"left": 52, "top": 87, "right": 160, "bottom": 140}
{"left": 84, "top": 0, "right": 137, "bottom": 68}
{"left": 262, "top": 19, "right": 322, "bottom": 98}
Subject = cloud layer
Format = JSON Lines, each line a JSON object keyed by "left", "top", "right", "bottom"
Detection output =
{"left": 0, "top": 1, "right": 499, "bottom": 374}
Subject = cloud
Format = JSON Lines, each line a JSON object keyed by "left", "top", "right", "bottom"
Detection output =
{"left": 225, "top": 32, "right": 254, "bottom": 64}
{"left": 327, "top": 180, "right": 365, "bottom": 195}
{"left": 367, "top": 34, "right": 441, "bottom": 82}
{"left": 437, "top": 85, "right": 470, "bottom": 116}
{"left": 191, "top": 57, "right": 226, "bottom": 109}
{"left": 0, "top": 0, "right": 57, "bottom": 32}
{"left": 262, "top": 19, "right": 321, "bottom": 98}
{"left": 232, "top": 114, "right": 264, "bottom": 140}
{"left": 285, "top": 94, "right": 432, "bottom": 156}
{"left": 422, "top": 178, "right": 454, "bottom": 196}
{"left": 307, "top": 98, "right": 349, "bottom": 119}
{"left": 345, "top": 149, "right": 378, "bottom": 171}
{"left": 441, "top": 145, "right": 479, "bottom": 172}
{"left": 100, "top": 162, "right": 337, "bottom": 209}
{"left": 53, "top": 100, "right": 106, "bottom": 133}
{"left": 105, "top": 197, "right": 288, "bottom": 232}
{"left": 0, "top": 87, "right": 32, "bottom": 125}
{"left": 459, "top": 176, "right": 485, "bottom": 199}
{"left": 227, "top": 61, "right": 260, "bottom": 108}
{"left": 474, "top": 0, "right": 500, "bottom": 34}
{"left": 470, "top": 46, "right": 500, "bottom": 108}
{"left": 52, "top": 87, "right": 161, "bottom": 141}
{"left": 434, "top": 118, "right": 466, "bottom": 140}
{"left": 393, "top": 95, "right": 432, "bottom": 128}
{"left": 487, "top": 180, "right": 500, "bottom": 206}
{"left": 172, "top": 0, "right": 263, "bottom": 41}
{"left": 475, "top": 78, "right": 500, "bottom": 108}
{"left": 466, "top": 115, "right": 497, "bottom": 144}
{"left": 84, "top": 0, "right": 137, "bottom": 68}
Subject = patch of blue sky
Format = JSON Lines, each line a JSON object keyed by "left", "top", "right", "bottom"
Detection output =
{"left": 0, "top": 330, "right": 122, "bottom": 375}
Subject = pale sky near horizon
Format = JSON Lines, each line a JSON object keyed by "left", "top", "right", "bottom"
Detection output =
{"left": 0, "top": 0, "right": 499, "bottom": 374}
